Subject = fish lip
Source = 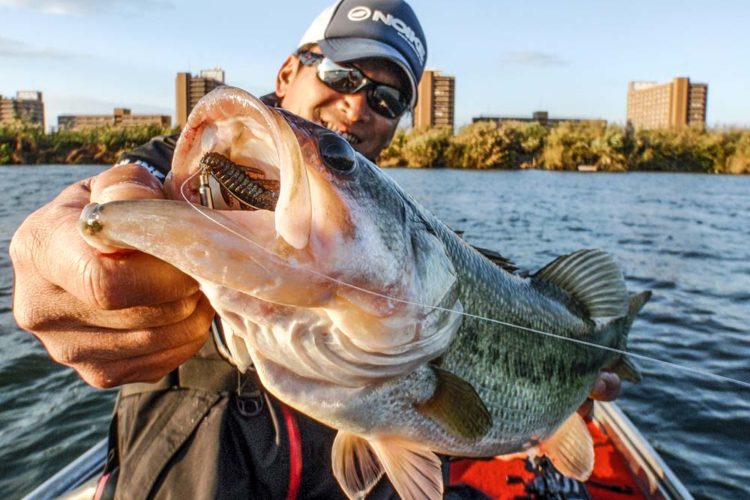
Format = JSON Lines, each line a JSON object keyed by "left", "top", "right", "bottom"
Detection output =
{"left": 171, "top": 86, "right": 312, "bottom": 249}
{"left": 80, "top": 202, "right": 104, "bottom": 235}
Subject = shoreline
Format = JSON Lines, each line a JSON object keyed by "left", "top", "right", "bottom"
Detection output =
{"left": 2, "top": 163, "right": 748, "bottom": 175}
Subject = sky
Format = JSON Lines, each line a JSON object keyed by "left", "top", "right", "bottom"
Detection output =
{"left": 1, "top": 0, "right": 749, "bottom": 131}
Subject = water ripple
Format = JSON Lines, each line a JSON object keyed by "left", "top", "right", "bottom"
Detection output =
{"left": 1, "top": 167, "right": 749, "bottom": 497}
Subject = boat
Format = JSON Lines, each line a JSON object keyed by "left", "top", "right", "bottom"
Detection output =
{"left": 24, "top": 402, "right": 691, "bottom": 499}
{"left": 448, "top": 402, "right": 692, "bottom": 499}
{"left": 577, "top": 165, "right": 599, "bottom": 172}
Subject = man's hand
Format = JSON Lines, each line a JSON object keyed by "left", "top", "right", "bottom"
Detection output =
{"left": 578, "top": 371, "right": 621, "bottom": 417}
{"left": 10, "top": 164, "right": 214, "bottom": 388}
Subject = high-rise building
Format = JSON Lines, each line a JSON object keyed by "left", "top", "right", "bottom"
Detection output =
{"left": 176, "top": 68, "right": 225, "bottom": 128}
{"left": 627, "top": 77, "right": 708, "bottom": 130}
{"left": 58, "top": 108, "right": 171, "bottom": 131}
{"left": 413, "top": 70, "right": 455, "bottom": 130}
{"left": 0, "top": 91, "right": 45, "bottom": 128}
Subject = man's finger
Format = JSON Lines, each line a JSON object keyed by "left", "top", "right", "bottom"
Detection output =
{"left": 19, "top": 270, "right": 205, "bottom": 330}
{"left": 90, "top": 164, "right": 165, "bottom": 203}
{"left": 74, "top": 336, "right": 209, "bottom": 389}
{"left": 38, "top": 295, "right": 213, "bottom": 364}
{"left": 589, "top": 372, "right": 621, "bottom": 401}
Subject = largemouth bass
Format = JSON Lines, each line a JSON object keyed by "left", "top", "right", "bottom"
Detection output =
{"left": 78, "top": 87, "right": 650, "bottom": 499}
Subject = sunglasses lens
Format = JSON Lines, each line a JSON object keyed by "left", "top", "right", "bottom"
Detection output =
{"left": 317, "top": 60, "right": 365, "bottom": 93}
{"left": 313, "top": 56, "right": 408, "bottom": 119}
{"left": 368, "top": 86, "right": 407, "bottom": 119}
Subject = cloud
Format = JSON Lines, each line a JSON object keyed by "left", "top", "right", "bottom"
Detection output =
{"left": 499, "top": 51, "right": 569, "bottom": 68}
{"left": 0, "top": 36, "right": 78, "bottom": 58}
{"left": 0, "top": 0, "right": 174, "bottom": 15}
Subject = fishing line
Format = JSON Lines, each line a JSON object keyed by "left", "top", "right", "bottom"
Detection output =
{"left": 179, "top": 168, "right": 750, "bottom": 391}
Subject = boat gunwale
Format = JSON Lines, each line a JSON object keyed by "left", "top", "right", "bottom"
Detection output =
{"left": 592, "top": 401, "right": 693, "bottom": 500}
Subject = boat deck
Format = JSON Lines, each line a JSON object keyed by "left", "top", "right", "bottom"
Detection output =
{"left": 449, "top": 418, "right": 645, "bottom": 499}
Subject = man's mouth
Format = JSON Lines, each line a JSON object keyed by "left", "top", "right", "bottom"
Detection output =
{"left": 321, "top": 120, "right": 361, "bottom": 145}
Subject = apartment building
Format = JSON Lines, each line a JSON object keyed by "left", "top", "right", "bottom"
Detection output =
{"left": 627, "top": 77, "right": 708, "bottom": 130}
{"left": 473, "top": 111, "right": 606, "bottom": 127}
{"left": 413, "top": 70, "right": 455, "bottom": 130}
{"left": 58, "top": 108, "right": 171, "bottom": 131}
{"left": 176, "top": 68, "right": 226, "bottom": 128}
{"left": 0, "top": 91, "right": 45, "bottom": 128}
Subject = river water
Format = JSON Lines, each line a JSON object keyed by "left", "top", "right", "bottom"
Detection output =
{"left": 0, "top": 165, "right": 748, "bottom": 498}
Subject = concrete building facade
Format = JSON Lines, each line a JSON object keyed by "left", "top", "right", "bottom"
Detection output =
{"left": 473, "top": 111, "right": 606, "bottom": 128}
{"left": 413, "top": 70, "right": 455, "bottom": 130}
{"left": 0, "top": 91, "right": 45, "bottom": 128}
{"left": 58, "top": 108, "right": 171, "bottom": 131}
{"left": 627, "top": 77, "right": 708, "bottom": 130}
{"left": 176, "top": 68, "right": 225, "bottom": 128}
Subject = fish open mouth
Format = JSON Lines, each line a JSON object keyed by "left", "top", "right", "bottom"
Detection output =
{"left": 170, "top": 87, "right": 312, "bottom": 249}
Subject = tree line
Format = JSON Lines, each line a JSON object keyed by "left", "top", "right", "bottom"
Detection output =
{"left": 0, "top": 122, "right": 176, "bottom": 165}
{"left": 379, "top": 121, "right": 750, "bottom": 174}
{"left": 2, "top": 120, "right": 749, "bottom": 174}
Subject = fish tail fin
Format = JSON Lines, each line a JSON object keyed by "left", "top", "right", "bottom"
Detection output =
{"left": 332, "top": 431, "right": 443, "bottom": 500}
{"left": 534, "top": 250, "right": 651, "bottom": 382}
{"left": 609, "top": 291, "right": 652, "bottom": 382}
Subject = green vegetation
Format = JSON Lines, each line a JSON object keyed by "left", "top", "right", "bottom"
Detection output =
{"left": 0, "top": 121, "right": 176, "bottom": 165}
{"left": 2, "top": 119, "right": 748, "bottom": 174}
{"left": 379, "top": 121, "right": 750, "bottom": 174}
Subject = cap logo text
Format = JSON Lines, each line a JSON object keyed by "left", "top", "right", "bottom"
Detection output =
{"left": 347, "top": 6, "right": 426, "bottom": 65}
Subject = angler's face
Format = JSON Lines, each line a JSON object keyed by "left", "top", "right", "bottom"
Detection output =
{"left": 275, "top": 48, "right": 404, "bottom": 161}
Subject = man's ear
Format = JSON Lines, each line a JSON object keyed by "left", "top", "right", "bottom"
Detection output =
{"left": 275, "top": 54, "right": 300, "bottom": 102}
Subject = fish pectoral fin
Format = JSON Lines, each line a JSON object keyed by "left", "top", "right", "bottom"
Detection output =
{"left": 415, "top": 367, "right": 492, "bottom": 440}
{"left": 332, "top": 431, "right": 384, "bottom": 499}
{"left": 370, "top": 437, "right": 444, "bottom": 500}
{"left": 537, "top": 412, "right": 594, "bottom": 481}
{"left": 332, "top": 433, "right": 444, "bottom": 500}
{"left": 534, "top": 249, "right": 628, "bottom": 319}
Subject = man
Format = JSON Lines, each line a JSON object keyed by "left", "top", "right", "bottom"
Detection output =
{"left": 11, "top": 0, "right": 620, "bottom": 497}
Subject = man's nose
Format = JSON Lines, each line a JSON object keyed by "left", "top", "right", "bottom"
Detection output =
{"left": 340, "top": 91, "right": 370, "bottom": 122}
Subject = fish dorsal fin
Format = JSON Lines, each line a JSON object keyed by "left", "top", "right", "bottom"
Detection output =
{"left": 331, "top": 431, "right": 384, "bottom": 499}
{"left": 538, "top": 412, "right": 594, "bottom": 481}
{"left": 415, "top": 367, "right": 492, "bottom": 440}
{"left": 471, "top": 245, "right": 519, "bottom": 274}
{"left": 534, "top": 249, "right": 628, "bottom": 319}
{"left": 370, "top": 437, "right": 443, "bottom": 500}
{"left": 452, "top": 227, "right": 519, "bottom": 274}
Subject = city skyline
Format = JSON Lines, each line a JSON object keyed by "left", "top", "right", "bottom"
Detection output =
{"left": 1, "top": 0, "right": 749, "bottom": 130}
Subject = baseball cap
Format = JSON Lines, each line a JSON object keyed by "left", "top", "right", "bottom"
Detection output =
{"left": 298, "top": 0, "right": 427, "bottom": 107}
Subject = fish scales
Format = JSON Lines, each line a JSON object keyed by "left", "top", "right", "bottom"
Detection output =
{"left": 412, "top": 219, "right": 609, "bottom": 452}
{"left": 78, "top": 87, "right": 650, "bottom": 500}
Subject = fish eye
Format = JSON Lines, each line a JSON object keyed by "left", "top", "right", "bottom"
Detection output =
{"left": 318, "top": 133, "right": 356, "bottom": 172}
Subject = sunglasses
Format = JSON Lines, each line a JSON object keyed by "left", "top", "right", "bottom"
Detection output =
{"left": 297, "top": 51, "right": 410, "bottom": 119}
